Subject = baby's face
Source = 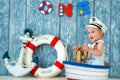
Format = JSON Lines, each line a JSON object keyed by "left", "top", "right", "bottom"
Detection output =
{"left": 87, "top": 27, "right": 103, "bottom": 42}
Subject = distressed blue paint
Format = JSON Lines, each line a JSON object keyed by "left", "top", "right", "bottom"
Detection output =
{"left": 0, "top": 0, "right": 120, "bottom": 78}
{"left": 8, "top": 0, "right": 26, "bottom": 76}
{"left": 8, "top": 0, "right": 26, "bottom": 62}
{"left": 60, "top": 0, "right": 77, "bottom": 63}
{"left": 27, "top": 0, "right": 44, "bottom": 69}
{"left": 77, "top": 0, "right": 92, "bottom": 45}
{"left": 94, "top": 0, "right": 112, "bottom": 77}
{"left": 0, "top": 0, "right": 9, "bottom": 75}
{"left": 110, "top": 0, "right": 120, "bottom": 78}
{"left": 42, "top": 0, "right": 60, "bottom": 68}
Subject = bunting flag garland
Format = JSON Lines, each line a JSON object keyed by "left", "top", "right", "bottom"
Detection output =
{"left": 38, "top": 0, "right": 90, "bottom": 16}
{"left": 78, "top": 1, "right": 90, "bottom": 16}
{"left": 38, "top": 1, "right": 52, "bottom": 15}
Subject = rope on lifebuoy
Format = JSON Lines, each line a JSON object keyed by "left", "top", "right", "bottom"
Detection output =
{"left": 25, "top": 34, "right": 67, "bottom": 78}
{"left": 39, "top": 1, "right": 52, "bottom": 15}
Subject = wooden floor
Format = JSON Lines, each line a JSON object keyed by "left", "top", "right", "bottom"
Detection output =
{"left": 0, "top": 76, "right": 65, "bottom": 80}
{"left": 0, "top": 76, "right": 120, "bottom": 80}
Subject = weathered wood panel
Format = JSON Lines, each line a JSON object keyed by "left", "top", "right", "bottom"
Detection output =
{"left": 94, "top": 0, "right": 111, "bottom": 76}
{"left": 27, "top": 0, "right": 44, "bottom": 68}
{"left": 41, "top": 0, "right": 60, "bottom": 68}
{"left": 77, "top": 0, "right": 94, "bottom": 46}
{"left": 0, "top": 0, "right": 120, "bottom": 78}
{"left": 27, "top": 0, "right": 60, "bottom": 68}
{"left": 60, "top": 0, "right": 77, "bottom": 76}
{"left": 9, "top": 0, "right": 26, "bottom": 75}
{"left": 110, "top": 0, "right": 120, "bottom": 78}
{"left": 60, "top": 0, "right": 77, "bottom": 62}
{"left": 0, "top": 0, "right": 9, "bottom": 75}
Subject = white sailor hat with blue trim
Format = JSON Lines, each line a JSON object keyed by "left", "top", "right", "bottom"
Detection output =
{"left": 86, "top": 17, "right": 107, "bottom": 33}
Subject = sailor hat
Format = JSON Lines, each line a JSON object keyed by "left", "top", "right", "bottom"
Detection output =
{"left": 86, "top": 17, "right": 107, "bottom": 33}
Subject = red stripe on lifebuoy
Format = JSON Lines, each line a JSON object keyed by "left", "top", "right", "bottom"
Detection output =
{"left": 67, "top": 78, "right": 77, "bottom": 80}
{"left": 42, "top": 1, "right": 46, "bottom": 5}
{"left": 44, "top": 11, "right": 49, "bottom": 14}
{"left": 50, "top": 36, "right": 59, "bottom": 47}
{"left": 39, "top": 7, "right": 43, "bottom": 11}
{"left": 27, "top": 42, "right": 36, "bottom": 51}
{"left": 30, "top": 65, "right": 39, "bottom": 75}
{"left": 48, "top": 4, "right": 52, "bottom": 8}
{"left": 39, "top": 1, "right": 52, "bottom": 15}
{"left": 54, "top": 61, "right": 64, "bottom": 70}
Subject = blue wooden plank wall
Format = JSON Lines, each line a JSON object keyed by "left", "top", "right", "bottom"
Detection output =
{"left": 0, "top": 0, "right": 120, "bottom": 78}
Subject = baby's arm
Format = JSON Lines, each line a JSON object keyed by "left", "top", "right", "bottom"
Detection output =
{"left": 82, "top": 42, "right": 104, "bottom": 56}
{"left": 73, "top": 46, "right": 82, "bottom": 51}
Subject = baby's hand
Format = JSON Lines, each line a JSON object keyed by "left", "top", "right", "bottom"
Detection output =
{"left": 82, "top": 44, "right": 89, "bottom": 51}
{"left": 73, "top": 46, "right": 82, "bottom": 51}
{"left": 73, "top": 46, "right": 78, "bottom": 50}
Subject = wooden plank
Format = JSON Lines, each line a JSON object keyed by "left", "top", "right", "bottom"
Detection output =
{"left": 0, "top": 0, "right": 120, "bottom": 78}
{"left": 77, "top": 0, "right": 94, "bottom": 46}
{"left": 9, "top": 0, "right": 26, "bottom": 75}
{"left": 94, "top": 0, "right": 111, "bottom": 64}
{"left": 26, "top": 0, "right": 60, "bottom": 71}
{"left": 27, "top": 0, "right": 44, "bottom": 36}
{"left": 41, "top": 0, "right": 60, "bottom": 68}
{"left": 60, "top": 0, "right": 77, "bottom": 62}
{"left": 110, "top": 0, "right": 120, "bottom": 78}
{"left": 76, "top": 0, "right": 94, "bottom": 69}
{"left": 59, "top": 0, "right": 77, "bottom": 76}
{"left": 94, "top": 0, "right": 112, "bottom": 77}
{"left": 0, "top": 0, "right": 9, "bottom": 75}
{"left": 26, "top": 0, "right": 44, "bottom": 67}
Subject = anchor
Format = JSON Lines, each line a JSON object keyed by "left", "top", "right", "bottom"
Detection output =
{"left": 2, "top": 29, "right": 37, "bottom": 77}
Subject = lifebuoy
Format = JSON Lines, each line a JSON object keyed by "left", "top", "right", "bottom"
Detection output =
{"left": 25, "top": 34, "right": 67, "bottom": 77}
{"left": 39, "top": 1, "right": 52, "bottom": 15}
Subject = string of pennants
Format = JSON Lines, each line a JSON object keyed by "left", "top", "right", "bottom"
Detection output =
{"left": 38, "top": 0, "right": 91, "bottom": 16}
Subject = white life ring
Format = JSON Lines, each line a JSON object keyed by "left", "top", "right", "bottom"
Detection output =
{"left": 39, "top": 1, "right": 52, "bottom": 15}
{"left": 25, "top": 34, "right": 67, "bottom": 77}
